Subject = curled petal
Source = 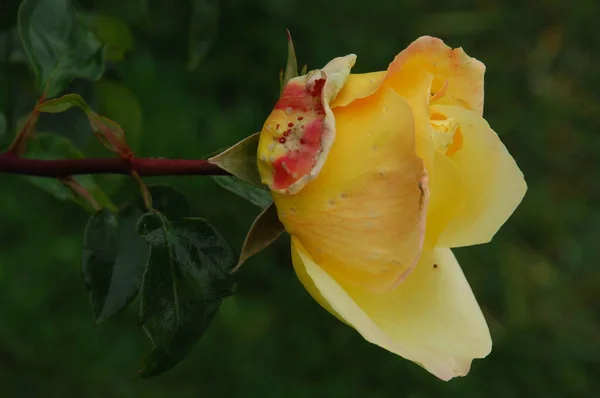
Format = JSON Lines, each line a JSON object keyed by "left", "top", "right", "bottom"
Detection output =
{"left": 331, "top": 71, "right": 387, "bottom": 108}
{"left": 384, "top": 69, "right": 436, "bottom": 177}
{"left": 274, "top": 87, "right": 428, "bottom": 292}
{"left": 291, "top": 237, "right": 492, "bottom": 381}
{"left": 387, "top": 36, "right": 485, "bottom": 115}
{"left": 257, "top": 55, "right": 356, "bottom": 194}
{"left": 432, "top": 105, "right": 527, "bottom": 247}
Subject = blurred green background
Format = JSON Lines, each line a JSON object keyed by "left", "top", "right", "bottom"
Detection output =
{"left": 1, "top": 0, "right": 599, "bottom": 396}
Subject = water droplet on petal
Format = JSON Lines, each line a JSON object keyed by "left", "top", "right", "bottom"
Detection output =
{"left": 285, "top": 107, "right": 293, "bottom": 115}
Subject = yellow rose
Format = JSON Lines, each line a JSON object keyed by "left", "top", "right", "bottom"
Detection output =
{"left": 257, "top": 36, "right": 526, "bottom": 380}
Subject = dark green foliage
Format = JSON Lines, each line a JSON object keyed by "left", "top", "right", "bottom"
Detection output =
{"left": 142, "top": 186, "right": 191, "bottom": 219}
{"left": 83, "top": 185, "right": 237, "bottom": 376}
{"left": 18, "top": 0, "right": 105, "bottom": 97}
{"left": 212, "top": 176, "right": 272, "bottom": 208}
{"left": 82, "top": 205, "right": 148, "bottom": 322}
{"left": 137, "top": 214, "right": 236, "bottom": 377}
{"left": 136, "top": 187, "right": 236, "bottom": 377}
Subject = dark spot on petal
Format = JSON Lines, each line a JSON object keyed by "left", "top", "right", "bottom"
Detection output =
{"left": 433, "top": 263, "right": 438, "bottom": 269}
{"left": 310, "top": 78, "right": 326, "bottom": 97}
{"left": 278, "top": 137, "right": 286, "bottom": 144}
{"left": 297, "top": 116, "right": 304, "bottom": 120}
{"left": 288, "top": 123, "right": 294, "bottom": 127}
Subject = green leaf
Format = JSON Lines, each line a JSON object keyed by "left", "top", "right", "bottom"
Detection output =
{"left": 88, "top": 113, "right": 131, "bottom": 157}
{"left": 280, "top": 29, "right": 298, "bottom": 92}
{"left": 208, "top": 132, "right": 263, "bottom": 187}
{"left": 300, "top": 63, "right": 307, "bottom": 75}
{"left": 18, "top": 0, "right": 105, "bottom": 98}
{"left": 235, "top": 203, "right": 284, "bottom": 270}
{"left": 36, "top": 93, "right": 90, "bottom": 114}
{"left": 93, "top": 79, "right": 142, "bottom": 151}
{"left": 23, "top": 133, "right": 115, "bottom": 211}
{"left": 187, "top": 0, "right": 218, "bottom": 71}
{"left": 36, "top": 93, "right": 132, "bottom": 158}
{"left": 137, "top": 213, "right": 237, "bottom": 378}
{"left": 82, "top": 205, "right": 149, "bottom": 323}
{"left": 80, "top": 12, "right": 134, "bottom": 62}
{"left": 212, "top": 176, "right": 272, "bottom": 208}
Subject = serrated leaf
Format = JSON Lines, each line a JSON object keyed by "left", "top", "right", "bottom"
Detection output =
{"left": 187, "top": 0, "right": 218, "bottom": 71}
{"left": 82, "top": 205, "right": 149, "bottom": 323}
{"left": 18, "top": 0, "right": 106, "bottom": 98}
{"left": 80, "top": 12, "right": 134, "bottom": 62}
{"left": 212, "top": 176, "right": 272, "bottom": 208}
{"left": 137, "top": 213, "right": 237, "bottom": 378}
{"left": 281, "top": 29, "right": 298, "bottom": 92}
{"left": 23, "top": 133, "right": 115, "bottom": 211}
{"left": 235, "top": 203, "right": 284, "bottom": 270}
{"left": 208, "top": 132, "right": 262, "bottom": 187}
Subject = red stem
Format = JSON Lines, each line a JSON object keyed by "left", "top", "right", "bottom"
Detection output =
{"left": 0, "top": 155, "right": 230, "bottom": 178}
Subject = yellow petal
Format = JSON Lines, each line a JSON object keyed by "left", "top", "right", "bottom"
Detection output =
{"left": 274, "top": 87, "right": 428, "bottom": 292}
{"left": 290, "top": 243, "right": 347, "bottom": 326}
{"left": 331, "top": 71, "right": 387, "bottom": 108}
{"left": 423, "top": 151, "right": 466, "bottom": 249}
{"left": 431, "top": 105, "right": 527, "bottom": 247}
{"left": 387, "top": 36, "right": 485, "bottom": 115}
{"left": 291, "top": 237, "right": 492, "bottom": 381}
{"left": 384, "top": 66, "right": 436, "bottom": 179}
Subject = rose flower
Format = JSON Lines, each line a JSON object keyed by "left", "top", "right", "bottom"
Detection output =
{"left": 256, "top": 36, "right": 526, "bottom": 380}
